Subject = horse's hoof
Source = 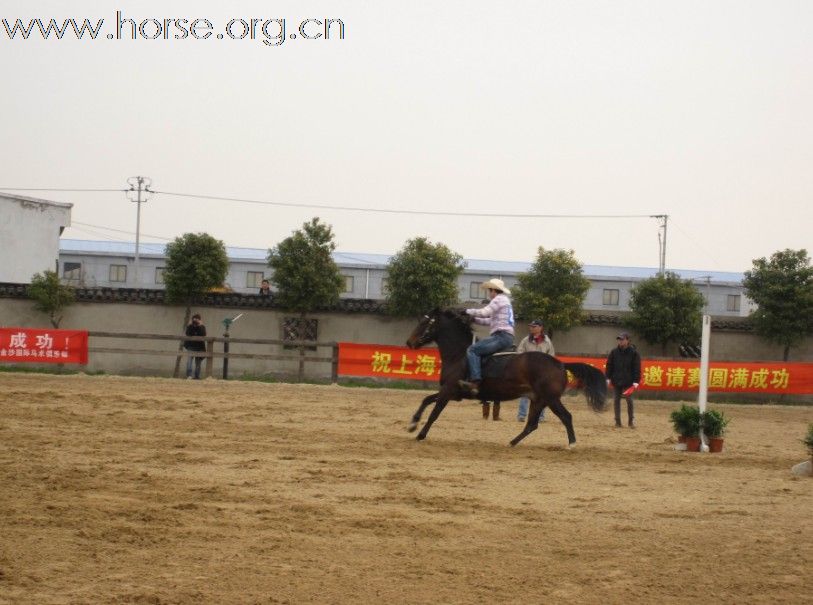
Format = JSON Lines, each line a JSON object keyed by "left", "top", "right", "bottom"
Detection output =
{"left": 568, "top": 442, "right": 577, "bottom": 450}
{"left": 416, "top": 434, "right": 426, "bottom": 441}
{"left": 407, "top": 422, "right": 418, "bottom": 432}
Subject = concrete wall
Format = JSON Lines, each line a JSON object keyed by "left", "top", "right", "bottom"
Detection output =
{"left": 0, "top": 195, "right": 71, "bottom": 283}
{"left": 2, "top": 298, "right": 810, "bottom": 381}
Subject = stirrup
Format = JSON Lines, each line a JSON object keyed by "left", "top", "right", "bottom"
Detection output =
{"left": 458, "top": 379, "right": 479, "bottom": 397}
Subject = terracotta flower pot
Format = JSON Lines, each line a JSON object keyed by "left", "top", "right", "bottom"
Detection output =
{"left": 685, "top": 436, "right": 701, "bottom": 452}
{"left": 708, "top": 437, "right": 724, "bottom": 453}
{"left": 677, "top": 435, "right": 687, "bottom": 444}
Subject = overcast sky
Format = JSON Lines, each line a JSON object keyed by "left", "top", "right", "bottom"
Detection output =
{"left": 1, "top": 0, "right": 811, "bottom": 272}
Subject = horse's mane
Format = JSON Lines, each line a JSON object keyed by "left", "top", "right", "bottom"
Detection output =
{"left": 438, "top": 308, "right": 474, "bottom": 339}
{"left": 439, "top": 308, "right": 470, "bottom": 323}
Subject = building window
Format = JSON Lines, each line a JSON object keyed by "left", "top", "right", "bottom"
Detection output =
{"left": 63, "top": 262, "right": 82, "bottom": 281}
{"left": 246, "top": 271, "right": 265, "bottom": 288}
{"left": 155, "top": 267, "right": 165, "bottom": 284}
{"left": 109, "top": 265, "right": 127, "bottom": 283}
{"left": 469, "top": 281, "right": 482, "bottom": 300}
{"left": 726, "top": 294, "right": 741, "bottom": 312}
{"left": 342, "top": 275, "right": 354, "bottom": 293}
{"left": 603, "top": 288, "right": 620, "bottom": 306}
{"left": 282, "top": 317, "right": 318, "bottom": 351}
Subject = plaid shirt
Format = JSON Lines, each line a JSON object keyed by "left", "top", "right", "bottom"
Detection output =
{"left": 466, "top": 293, "right": 515, "bottom": 336}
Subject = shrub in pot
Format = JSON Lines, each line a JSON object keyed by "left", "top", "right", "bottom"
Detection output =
{"left": 670, "top": 405, "right": 701, "bottom": 437}
{"left": 702, "top": 409, "right": 730, "bottom": 453}
{"left": 702, "top": 409, "right": 729, "bottom": 437}
{"left": 670, "top": 405, "right": 702, "bottom": 451}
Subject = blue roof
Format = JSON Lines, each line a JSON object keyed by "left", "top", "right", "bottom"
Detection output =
{"left": 58, "top": 239, "right": 744, "bottom": 284}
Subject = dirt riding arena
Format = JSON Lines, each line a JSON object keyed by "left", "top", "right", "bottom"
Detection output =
{"left": 1, "top": 373, "right": 811, "bottom": 604}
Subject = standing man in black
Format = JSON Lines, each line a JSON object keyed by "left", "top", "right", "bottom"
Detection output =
{"left": 184, "top": 313, "right": 207, "bottom": 380}
{"left": 605, "top": 332, "right": 641, "bottom": 428}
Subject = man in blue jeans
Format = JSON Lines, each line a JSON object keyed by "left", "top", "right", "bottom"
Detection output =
{"left": 458, "top": 278, "right": 515, "bottom": 397}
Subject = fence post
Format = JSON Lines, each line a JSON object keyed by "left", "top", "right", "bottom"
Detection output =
{"left": 331, "top": 342, "right": 339, "bottom": 383}
{"left": 298, "top": 342, "right": 305, "bottom": 382}
{"left": 221, "top": 314, "right": 242, "bottom": 381}
{"left": 204, "top": 337, "right": 214, "bottom": 378}
{"left": 222, "top": 328, "right": 230, "bottom": 380}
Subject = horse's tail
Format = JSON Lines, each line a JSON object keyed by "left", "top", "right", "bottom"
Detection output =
{"left": 564, "top": 362, "right": 608, "bottom": 412}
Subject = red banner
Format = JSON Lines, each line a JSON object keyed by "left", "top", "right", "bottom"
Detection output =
{"left": 0, "top": 328, "right": 88, "bottom": 365}
{"left": 338, "top": 342, "right": 441, "bottom": 381}
{"left": 557, "top": 356, "right": 813, "bottom": 395}
{"left": 338, "top": 343, "right": 813, "bottom": 394}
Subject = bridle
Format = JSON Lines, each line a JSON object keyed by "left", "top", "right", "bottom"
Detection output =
{"left": 415, "top": 314, "right": 437, "bottom": 346}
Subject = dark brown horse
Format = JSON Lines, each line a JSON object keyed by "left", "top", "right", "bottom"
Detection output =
{"left": 405, "top": 308, "right": 608, "bottom": 447}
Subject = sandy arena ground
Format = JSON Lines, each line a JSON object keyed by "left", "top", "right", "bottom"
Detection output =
{"left": 0, "top": 373, "right": 811, "bottom": 604}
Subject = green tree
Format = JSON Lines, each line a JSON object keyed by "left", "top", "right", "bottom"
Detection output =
{"left": 164, "top": 233, "right": 230, "bottom": 307}
{"left": 384, "top": 237, "right": 465, "bottom": 316}
{"left": 628, "top": 271, "right": 705, "bottom": 354}
{"left": 268, "top": 218, "right": 344, "bottom": 381}
{"left": 267, "top": 217, "right": 344, "bottom": 314}
{"left": 28, "top": 270, "right": 75, "bottom": 328}
{"left": 511, "top": 248, "right": 590, "bottom": 336}
{"left": 742, "top": 248, "right": 813, "bottom": 361}
{"left": 164, "top": 233, "right": 229, "bottom": 378}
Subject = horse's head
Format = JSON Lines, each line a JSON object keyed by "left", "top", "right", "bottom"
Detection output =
{"left": 406, "top": 309, "right": 441, "bottom": 349}
{"left": 406, "top": 308, "right": 471, "bottom": 349}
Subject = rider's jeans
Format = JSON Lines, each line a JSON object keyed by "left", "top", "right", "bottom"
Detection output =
{"left": 466, "top": 330, "right": 514, "bottom": 381}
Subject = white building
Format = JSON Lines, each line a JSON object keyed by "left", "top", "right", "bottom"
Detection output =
{"left": 0, "top": 193, "right": 72, "bottom": 283}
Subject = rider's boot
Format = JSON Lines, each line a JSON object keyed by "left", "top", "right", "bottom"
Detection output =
{"left": 458, "top": 379, "right": 480, "bottom": 397}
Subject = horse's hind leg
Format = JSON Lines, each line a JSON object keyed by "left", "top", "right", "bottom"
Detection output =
{"left": 548, "top": 397, "right": 576, "bottom": 447}
{"left": 509, "top": 399, "right": 544, "bottom": 446}
{"left": 408, "top": 393, "right": 438, "bottom": 432}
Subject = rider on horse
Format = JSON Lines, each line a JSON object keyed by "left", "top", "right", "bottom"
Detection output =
{"left": 458, "top": 278, "right": 515, "bottom": 397}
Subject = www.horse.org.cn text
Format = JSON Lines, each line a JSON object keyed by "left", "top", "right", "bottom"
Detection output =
{"left": 2, "top": 11, "right": 347, "bottom": 47}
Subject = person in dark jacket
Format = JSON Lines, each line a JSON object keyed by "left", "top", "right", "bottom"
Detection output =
{"left": 184, "top": 313, "right": 207, "bottom": 379}
{"left": 605, "top": 332, "right": 641, "bottom": 428}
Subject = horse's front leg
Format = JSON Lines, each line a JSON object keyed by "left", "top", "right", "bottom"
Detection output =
{"left": 408, "top": 393, "right": 438, "bottom": 432}
{"left": 416, "top": 396, "right": 450, "bottom": 441}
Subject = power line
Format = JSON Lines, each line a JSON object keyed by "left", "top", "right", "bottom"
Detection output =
{"left": 0, "top": 185, "right": 662, "bottom": 220}
{"left": 154, "top": 189, "right": 659, "bottom": 219}
{"left": 71, "top": 221, "right": 171, "bottom": 241}
{"left": 0, "top": 187, "right": 126, "bottom": 192}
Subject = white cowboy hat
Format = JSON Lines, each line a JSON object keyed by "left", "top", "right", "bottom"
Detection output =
{"left": 481, "top": 278, "right": 511, "bottom": 295}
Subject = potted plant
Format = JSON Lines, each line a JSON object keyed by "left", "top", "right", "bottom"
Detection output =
{"left": 702, "top": 409, "right": 730, "bottom": 453}
{"left": 804, "top": 423, "right": 813, "bottom": 466}
{"left": 670, "top": 405, "right": 702, "bottom": 451}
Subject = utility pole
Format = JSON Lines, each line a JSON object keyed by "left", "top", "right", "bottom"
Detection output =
{"left": 652, "top": 214, "right": 669, "bottom": 274}
{"left": 126, "top": 176, "right": 153, "bottom": 287}
{"left": 695, "top": 275, "right": 712, "bottom": 313}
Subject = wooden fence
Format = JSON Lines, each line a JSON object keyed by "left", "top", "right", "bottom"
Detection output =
{"left": 87, "top": 331, "right": 339, "bottom": 381}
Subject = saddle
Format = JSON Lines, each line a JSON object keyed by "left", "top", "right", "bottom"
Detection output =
{"left": 481, "top": 346, "right": 517, "bottom": 379}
